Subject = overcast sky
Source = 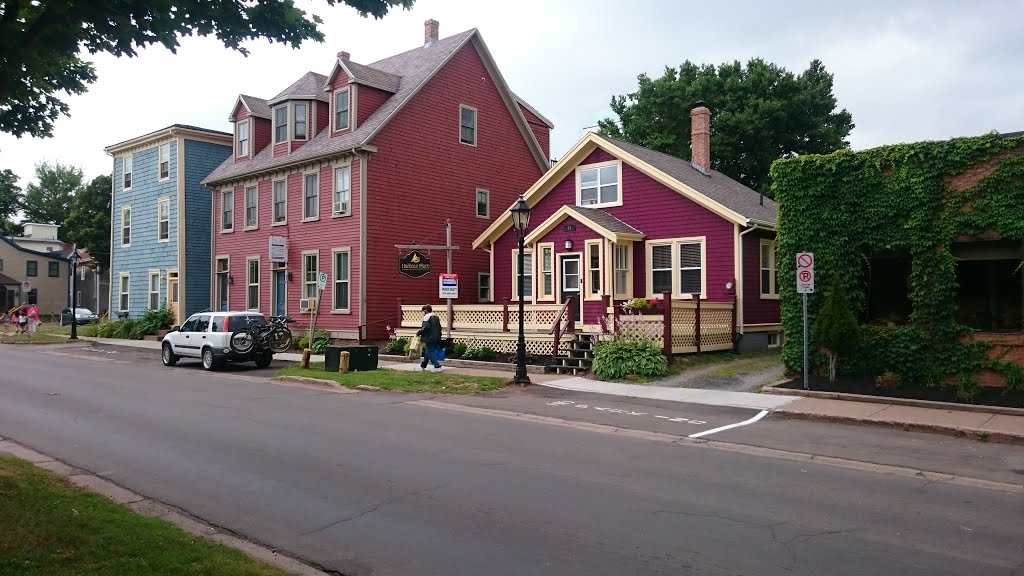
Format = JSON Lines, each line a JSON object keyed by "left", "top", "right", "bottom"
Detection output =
{"left": 2, "top": 0, "right": 1022, "bottom": 188}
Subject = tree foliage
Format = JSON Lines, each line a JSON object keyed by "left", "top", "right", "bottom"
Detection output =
{"left": 0, "top": 169, "right": 23, "bottom": 235}
{"left": 812, "top": 280, "right": 858, "bottom": 383}
{"left": 65, "top": 174, "right": 112, "bottom": 270}
{"left": 0, "top": 0, "right": 415, "bottom": 138}
{"left": 599, "top": 58, "right": 854, "bottom": 195}
{"left": 22, "top": 161, "right": 82, "bottom": 229}
{"left": 772, "top": 133, "right": 1024, "bottom": 389}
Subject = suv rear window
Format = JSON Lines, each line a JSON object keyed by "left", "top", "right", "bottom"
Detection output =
{"left": 216, "top": 314, "right": 267, "bottom": 332}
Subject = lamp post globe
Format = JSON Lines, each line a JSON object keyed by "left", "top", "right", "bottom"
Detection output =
{"left": 509, "top": 195, "right": 532, "bottom": 385}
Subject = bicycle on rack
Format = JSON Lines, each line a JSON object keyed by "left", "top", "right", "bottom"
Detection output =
{"left": 229, "top": 315, "right": 294, "bottom": 355}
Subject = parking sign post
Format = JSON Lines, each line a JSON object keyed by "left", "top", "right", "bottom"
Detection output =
{"left": 796, "top": 253, "right": 815, "bottom": 390}
{"left": 309, "top": 272, "right": 328, "bottom": 344}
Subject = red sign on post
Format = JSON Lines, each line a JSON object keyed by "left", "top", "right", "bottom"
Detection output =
{"left": 796, "top": 252, "right": 814, "bottom": 294}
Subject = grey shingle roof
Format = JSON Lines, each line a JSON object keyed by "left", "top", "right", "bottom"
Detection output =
{"left": 204, "top": 29, "right": 478, "bottom": 185}
{"left": 571, "top": 207, "right": 643, "bottom": 236}
{"left": 268, "top": 72, "right": 329, "bottom": 105}
{"left": 238, "top": 95, "right": 271, "bottom": 119}
{"left": 600, "top": 135, "right": 778, "bottom": 226}
{"left": 341, "top": 61, "right": 402, "bottom": 92}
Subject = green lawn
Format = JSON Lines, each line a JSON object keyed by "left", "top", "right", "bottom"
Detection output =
{"left": 276, "top": 363, "right": 508, "bottom": 394}
{"left": 0, "top": 332, "right": 70, "bottom": 344}
{"left": 0, "top": 456, "right": 292, "bottom": 576}
{"left": 35, "top": 323, "right": 72, "bottom": 335}
{"left": 668, "top": 349, "right": 779, "bottom": 375}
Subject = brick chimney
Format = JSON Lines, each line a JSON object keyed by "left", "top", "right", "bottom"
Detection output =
{"left": 337, "top": 51, "right": 350, "bottom": 61}
{"left": 424, "top": 19, "right": 439, "bottom": 46}
{"left": 690, "top": 101, "right": 711, "bottom": 175}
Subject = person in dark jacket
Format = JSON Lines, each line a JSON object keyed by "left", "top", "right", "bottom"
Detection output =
{"left": 416, "top": 304, "right": 443, "bottom": 370}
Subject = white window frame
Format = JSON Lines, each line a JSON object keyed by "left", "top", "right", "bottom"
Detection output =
{"left": 148, "top": 270, "right": 160, "bottom": 310}
{"left": 478, "top": 272, "right": 490, "bottom": 302}
{"left": 511, "top": 248, "right": 534, "bottom": 301}
{"left": 645, "top": 237, "right": 707, "bottom": 299}
{"left": 157, "top": 197, "right": 170, "bottom": 242}
{"left": 576, "top": 160, "right": 622, "bottom": 208}
{"left": 158, "top": 142, "right": 170, "bottom": 181}
{"left": 118, "top": 273, "right": 130, "bottom": 312}
{"left": 236, "top": 120, "right": 250, "bottom": 157}
{"left": 613, "top": 243, "right": 633, "bottom": 299}
{"left": 244, "top": 185, "right": 258, "bottom": 229}
{"left": 760, "top": 239, "right": 780, "bottom": 299}
{"left": 331, "top": 247, "right": 351, "bottom": 313}
{"left": 333, "top": 89, "right": 351, "bottom": 131}
{"left": 273, "top": 105, "right": 289, "bottom": 144}
{"left": 215, "top": 256, "right": 230, "bottom": 312}
{"left": 333, "top": 165, "right": 351, "bottom": 216}
{"left": 122, "top": 155, "right": 132, "bottom": 190}
{"left": 585, "top": 239, "right": 603, "bottom": 300}
{"left": 303, "top": 171, "right": 319, "bottom": 221}
{"left": 272, "top": 179, "right": 287, "bottom": 225}
{"left": 293, "top": 102, "right": 308, "bottom": 141}
{"left": 302, "top": 251, "right": 319, "bottom": 299}
{"left": 459, "top": 104, "right": 478, "bottom": 146}
{"left": 246, "top": 257, "right": 260, "bottom": 311}
{"left": 120, "top": 206, "right": 132, "bottom": 247}
{"left": 537, "top": 242, "right": 554, "bottom": 301}
{"left": 221, "top": 189, "right": 234, "bottom": 232}
{"left": 768, "top": 332, "right": 782, "bottom": 348}
{"left": 476, "top": 188, "right": 489, "bottom": 219}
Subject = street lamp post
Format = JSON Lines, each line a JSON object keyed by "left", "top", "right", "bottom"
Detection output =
{"left": 510, "top": 195, "right": 532, "bottom": 385}
{"left": 68, "top": 247, "right": 81, "bottom": 340}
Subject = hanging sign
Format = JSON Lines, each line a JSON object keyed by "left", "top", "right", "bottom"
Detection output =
{"left": 439, "top": 273, "right": 459, "bottom": 299}
{"left": 398, "top": 250, "right": 432, "bottom": 278}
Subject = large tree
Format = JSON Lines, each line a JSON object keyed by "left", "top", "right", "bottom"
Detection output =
{"left": 22, "top": 161, "right": 82, "bottom": 229}
{"left": 0, "top": 169, "right": 23, "bottom": 235}
{"left": 0, "top": 0, "right": 414, "bottom": 138}
{"left": 64, "top": 174, "right": 112, "bottom": 270}
{"left": 599, "top": 58, "right": 854, "bottom": 195}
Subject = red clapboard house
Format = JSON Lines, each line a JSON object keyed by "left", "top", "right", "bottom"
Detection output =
{"left": 202, "top": 20, "right": 552, "bottom": 339}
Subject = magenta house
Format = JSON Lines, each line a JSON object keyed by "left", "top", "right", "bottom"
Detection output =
{"left": 473, "top": 104, "right": 782, "bottom": 351}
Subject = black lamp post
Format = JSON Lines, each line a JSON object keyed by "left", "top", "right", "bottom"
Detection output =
{"left": 68, "top": 247, "right": 81, "bottom": 340}
{"left": 510, "top": 195, "right": 532, "bottom": 385}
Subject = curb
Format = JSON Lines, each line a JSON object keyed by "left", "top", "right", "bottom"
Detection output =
{"left": 272, "top": 376, "right": 357, "bottom": 392}
{"left": 761, "top": 382, "right": 1024, "bottom": 417}
{"left": 771, "top": 411, "right": 1024, "bottom": 446}
{"left": 0, "top": 438, "right": 331, "bottom": 576}
{"left": 378, "top": 353, "right": 549, "bottom": 374}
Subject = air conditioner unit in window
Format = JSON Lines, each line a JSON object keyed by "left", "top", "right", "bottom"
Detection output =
{"left": 299, "top": 298, "right": 316, "bottom": 313}
{"left": 333, "top": 201, "right": 348, "bottom": 215}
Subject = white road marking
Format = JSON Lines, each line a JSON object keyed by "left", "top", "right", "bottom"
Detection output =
{"left": 688, "top": 410, "right": 769, "bottom": 438}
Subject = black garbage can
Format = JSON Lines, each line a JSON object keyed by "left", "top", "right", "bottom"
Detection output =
{"left": 324, "top": 346, "right": 342, "bottom": 372}
{"left": 338, "top": 345, "right": 378, "bottom": 371}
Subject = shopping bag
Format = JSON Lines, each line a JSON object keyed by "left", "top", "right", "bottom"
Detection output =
{"left": 407, "top": 335, "right": 421, "bottom": 359}
{"left": 436, "top": 346, "right": 446, "bottom": 361}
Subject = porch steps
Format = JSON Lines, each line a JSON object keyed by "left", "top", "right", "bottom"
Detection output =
{"left": 546, "top": 333, "right": 596, "bottom": 376}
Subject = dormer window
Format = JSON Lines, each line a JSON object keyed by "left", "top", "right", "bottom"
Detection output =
{"left": 334, "top": 89, "right": 350, "bottom": 131}
{"left": 576, "top": 161, "right": 621, "bottom": 208}
{"left": 274, "top": 106, "right": 288, "bottom": 143}
{"left": 236, "top": 121, "right": 249, "bottom": 156}
{"left": 294, "top": 103, "right": 308, "bottom": 140}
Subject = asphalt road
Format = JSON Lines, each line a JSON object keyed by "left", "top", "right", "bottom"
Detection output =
{"left": 0, "top": 342, "right": 1021, "bottom": 576}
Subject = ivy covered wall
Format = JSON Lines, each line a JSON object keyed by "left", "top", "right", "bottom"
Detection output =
{"left": 771, "top": 133, "right": 1024, "bottom": 388}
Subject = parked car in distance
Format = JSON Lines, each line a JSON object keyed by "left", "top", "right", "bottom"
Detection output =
{"left": 161, "top": 311, "right": 273, "bottom": 371}
{"left": 60, "top": 307, "right": 99, "bottom": 325}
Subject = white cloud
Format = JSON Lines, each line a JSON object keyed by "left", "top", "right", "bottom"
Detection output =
{"left": 2, "top": 0, "right": 1022, "bottom": 188}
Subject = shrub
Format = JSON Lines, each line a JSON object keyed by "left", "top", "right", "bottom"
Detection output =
{"left": 462, "top": 346, "right": 497, "bottom": 361}
{"left": 593, "top": 339, "right": 668, "bottom": 381}
{"left": 624, "top": 297, "right": 655, "bottom": 311}
{"left": 812, "top": 280, "right": 859, "bottom": 382}
{"left": 874, "top": 371, "right": 902, "bottom": 390}
{"left": 310, "top": 330, "right": 330, "bottom": 354}
{"left": 956, "top": 373, "right": 981, "bottom": 402}
{"left": 451, "top": 342, "right": 468, "bottom": 358}
{"left": 94, "top": 318, "right": 118, "bottom": 338}
{"left": 137, "top": 308, "right": 174, "bottom": 335}
{"left": 385, "top": 337, "right": 409, "bottom": 354}
{"left": 294, "top": 337, "right": 309, "bottom": 350}
{"left": 998, "top": 361, "right": 1023, "bottom": 391}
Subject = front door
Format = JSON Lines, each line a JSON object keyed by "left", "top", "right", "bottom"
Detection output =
{"left": 167, "top": 275, "right": 180, "bottom": 324}
{"left": 559, "top": 255, "right": 581, "bottom": 322}
{"left": 274, "top": 271, "right": 286, "bottom": 316}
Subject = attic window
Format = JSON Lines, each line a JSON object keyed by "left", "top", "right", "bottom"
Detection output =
{"left": 577, "top": 161, "right": 621, "bottom": 208}
{"left": 334, "top": 89, "right": 350, "bottom": 131}
{"left": 459, "top": 105, "right": 477, "bottom": 146}
{"left": 274, "top": 106, "right": 288, "bottom": 143}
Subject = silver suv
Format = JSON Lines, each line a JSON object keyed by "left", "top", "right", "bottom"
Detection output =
{"left": 161, "top": 311, "right": 273, "bottom": 371}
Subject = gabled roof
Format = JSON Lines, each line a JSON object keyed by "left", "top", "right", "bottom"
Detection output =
{"left": 524, "top": 205, "right": 644, "bottom": 245}
{"left": 232, "top": 95, "right": 272, "bottom": 121}
{"left": 103, "top": 124, "right": 232, "bottom": 155}
{"left": 268, "top": 72, "right": 330, "bottom": 106}
{"left": 323, "top": 59, "right": 403, "bottom": 93}
{"left": 514, "top": 93, "right": 554, "bottom": 128}
{"left": 204, "top": 29, "right": 549, "bottom": 185}
{"left": 473, "top": 132, "right": 779, "bottom": 249}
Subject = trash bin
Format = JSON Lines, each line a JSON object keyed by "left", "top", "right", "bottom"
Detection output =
{"left": 324, "top": 346, "right": 342, "bottom": 372}
{"left": 338, "top": 345, "right": 378, "bottom": 371}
